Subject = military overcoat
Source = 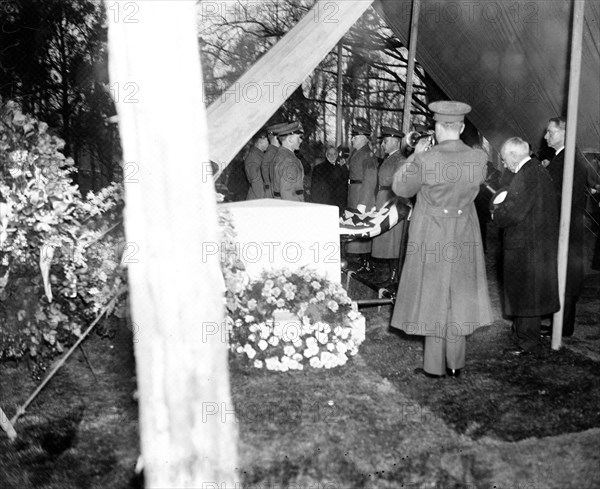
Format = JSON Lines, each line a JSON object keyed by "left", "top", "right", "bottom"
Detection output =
{"left": 390, "top": 139, "right": 494, "bottom": 337}
{"left": 273, "top": 147, "right": 305, "bottom": 202}
{"left": 244, "top": 146, "right": 265, "bottom": 200}
{"left": 366, "top": 150, "right": 408, "bottom": 259}
{"left": 261, "top": 144, "right": 278, "bottom": 198}
{"left": 346, "top": 145, "right": 378, "bottom": 254}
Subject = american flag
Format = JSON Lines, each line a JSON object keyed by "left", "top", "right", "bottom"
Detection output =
{"left": 339, "top": 197, "right": 412, "bottom": 238}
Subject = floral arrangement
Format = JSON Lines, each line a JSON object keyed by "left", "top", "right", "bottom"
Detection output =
{"left": 226, "top": 267, "right": 365, "bottom": 371}
{"left": 0, "top": 99, "right": 127, "bottom": 374}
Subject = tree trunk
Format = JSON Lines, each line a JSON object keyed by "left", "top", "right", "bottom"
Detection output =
{"left": 106, "top": 1, "right": 238, "bottom": 486}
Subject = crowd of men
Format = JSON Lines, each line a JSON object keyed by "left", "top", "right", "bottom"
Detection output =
{"left": 233, "top": 102, "right": 600, "bottom": 378}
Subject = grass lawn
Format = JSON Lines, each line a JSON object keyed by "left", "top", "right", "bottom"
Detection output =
{"left": 1, "top": 225, "right": 600, "bottom": 487}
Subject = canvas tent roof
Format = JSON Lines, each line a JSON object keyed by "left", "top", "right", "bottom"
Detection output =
{"left": 376, "top": 0, "right": 600, "bottom": 154}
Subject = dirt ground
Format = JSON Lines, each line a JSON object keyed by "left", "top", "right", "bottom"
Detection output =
{"left": 0, "top": 221, "right": 599, "bottom": 488}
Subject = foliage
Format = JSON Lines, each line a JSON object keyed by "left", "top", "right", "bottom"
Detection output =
{"left": 0, "top": 0, "right": 117, "bottom": 192}
{"left": 0, "top": 100, "right": 126, "bottom": 375}
{"left": 227, "top": 267, "right": 365, "bottom": 371}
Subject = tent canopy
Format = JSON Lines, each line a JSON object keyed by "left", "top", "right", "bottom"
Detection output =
{"left": 377, "top": 0, "right": 600, "bottom": 154}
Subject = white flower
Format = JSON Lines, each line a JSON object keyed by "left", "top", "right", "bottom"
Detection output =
{"left": 292, "top": 337, "right": 303, "bottom": 348}
{"left": 271, "top": 286, "right": 281, "bottom": 298}
{"left": 244, "top": 346, "right": 256, "bottom": 359}
{"left": 247, "top": 299, "right": 257, "bottom": 310}
{"left": 327, "top": 343, "right": 335, "bottom": 351}
{"left": 268, "top": 336, "right": 279, "bottom": 347}
{"left": 276, "top": 298, "right": 285, "bottom": 308}
{"left": 253, "top": 359, "right": 263, "bottom": 368}
{"left": 309, "top": 357, "right": 323, "bottom": 368}
{"left": 336, "top": 342, "right": 347, "bottom": 354}
{"left": 244, "top": 315, "right": 255, "bottom": 323}
{"left": 236, "top": 346, "right": 244, "bottom": 354}
{"left": 292, "top": 353, "right": 303, "bottom": 362}
{"left": 248, "top": 334, "right": 256, "bottom": 342}
{"left": 249, "top": 324, "right": 258, "bottom": 333}
{"left": 303, "top": 348, "right": 315, "bottom": 358}
{"left": 305, "top": 337, "right": 318, "bottom": 348}
{"left": 327, "top": 300, "right": 339, "bottom": 312}
{"left": 316, "top": 291, "right": 325, "bottom": 301}
{"left": 283, "top": 345, "right": 295, "bottom": 357}
{"left": 259, "top": 324, "right": 270, "bottom": 339}
{"left": 258, "top": 339, "right": 268, "bottom": 351}
{"left": 316, "top": 332, "right": 328, "bottom": 344}
{"left": 310, "top": 281, "right": 321, "bottom": 290}
{"left": 265, "top": 357, "right": 280, "bottom": 370}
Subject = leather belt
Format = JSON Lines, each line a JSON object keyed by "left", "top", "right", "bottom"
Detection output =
{"left": 349, "top": 179, "right": 362, "bottom": 184}
{"left": 377, "top": 185, "right": 392, "bottom": 192}
{"left": 273, "top": 190, "right": 304, "bottom": 197}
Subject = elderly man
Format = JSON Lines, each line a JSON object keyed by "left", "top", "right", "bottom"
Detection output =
{"left": 244, "top": 131, "right": 268, "bottom": 200}
{"left": 272, "top": 121, "right": 305, "bottom": 202}
{"left": 390, "top": 101, "right": 493, "bottom": 378}
{"left": 543, "top": 116, "right": 595, "bottom": 337}
{"left": 345, "top": 119, "right": 378, "bottom": 273}
{"left": 311, "top": 145, "right": 349, "bottom": 215}
{"left": 492, "top": 137, "right": 560, "bottom": 355}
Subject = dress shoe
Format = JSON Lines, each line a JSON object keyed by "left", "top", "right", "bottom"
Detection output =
{"left": 503, "top": 346, "right": 532, "bottom": 357}
{"left": 446, "top": 368, "right": 461, "bottom": 378}
{"left": 414, "top": 367, "right": 444, "bottom": 379}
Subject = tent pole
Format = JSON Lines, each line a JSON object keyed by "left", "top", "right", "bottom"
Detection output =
{"left": 336, "top": 41, "right": 344, "bottom": 146}
{"left": 401, "top": 0, "right": 421, "bottom": 133}
{"left": 552, "top": 0, "right": 586, "bottom": 350}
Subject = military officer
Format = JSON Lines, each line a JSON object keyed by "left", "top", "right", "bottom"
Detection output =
{"left": 272, "top": 121, "right": 305, "bottom": 202}
{"left": 244, "top": 131, "right": 268, "bottom": 200}
{"left": 262, "top": 122, "right": 285, "bottom": 198}
{"left": 346, "top": 119, "right": 378, "bottom": 273}
{"left": 390, "top": 101, "right": 493, "bottom": 378}
{"left": 363, "top": 126, "right": 410, "bottom": 286}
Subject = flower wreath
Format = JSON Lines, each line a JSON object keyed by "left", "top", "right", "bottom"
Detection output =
{"left": 226, "top": 267, "right": 365, "bottom": 371}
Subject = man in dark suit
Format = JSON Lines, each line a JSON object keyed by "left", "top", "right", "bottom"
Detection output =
{"left": 492, "top": 137, "right": 560, "bottom": 355}
{"left": 311, "top": 146, "right": 349, "bottom": 216}
{"left": 543, "top": 116, "right": 592, "bottom": 337}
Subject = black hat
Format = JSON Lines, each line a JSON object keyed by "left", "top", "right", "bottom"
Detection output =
{"left": 351, "top": 121, "right": 372, "bottom": 136}
{"left": 277, "top": 121, "right": 304, "bottom": 137}
{"left": 379, "top": 126, "right": 404, "bottom": 139}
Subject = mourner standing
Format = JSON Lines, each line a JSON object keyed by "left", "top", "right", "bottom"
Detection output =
{"left": 345, "top": 119, "right": 378, "bottom": 273}
{"left": 273, "top": 121, "right": 305, "bottom": 202}
{"left": 311, "top": 146, "right": 349, "bottom": 216}
{"left": 543, "top": 116, "right": 594, "bottom": 337}
{"left": 262, "top": 123, "right": 284, "bottom": 198}
{"left": 390, "top": 101, "right": 493, "bottom": 378}
{"left": 363, "top": 126, "right": 409, "bottom": 286}
{"left": 492, "top": 137, "right": 560, "bottom": 355}
{"left": 244, "top": 131, "right": 268, "bottom": 200}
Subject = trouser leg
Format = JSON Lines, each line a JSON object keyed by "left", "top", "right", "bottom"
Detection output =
{"left": 445, "top": 335, "right": 466, "bottom": 371}
{"left": 514, "top": 316, "right": 541, "bottom": 353}
{"left": 562, "top": 295, "right": 578, "bottom": 337}
{"left": 423, "top": 336, "right": 446, "bottom": 376}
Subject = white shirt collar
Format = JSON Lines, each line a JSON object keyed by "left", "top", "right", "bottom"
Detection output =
{"left": 555, "top": 146, "right": 565, "bottom": 155}
{"left": 514, "top": 156, "right": 531, "bottom": 173}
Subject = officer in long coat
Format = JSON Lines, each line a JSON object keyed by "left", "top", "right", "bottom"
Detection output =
{"left": 362, "top": 126, "right": 409, "bottom": 286}
{"left": 272, "top": 121, "right": 305, "bottom": 202}
{"left": 244, "top": 131, "right": 268, "bottom": 200}
{"left": 391, "top": 101, "right": 494, "bottom": 378}
{"left": 261, "top": 123, "right": 285, "bottom": 198}
{"left": 346, "top": 120, "right": 378, "bottom": 273}
{"left": 492, "top": 137, "right": 560, "bottom": 355}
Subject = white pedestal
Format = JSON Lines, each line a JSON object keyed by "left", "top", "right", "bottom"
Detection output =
{"left": 219, "top": 199, "right": 341, "bottom": 283}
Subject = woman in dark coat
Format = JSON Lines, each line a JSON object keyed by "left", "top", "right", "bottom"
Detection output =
{"left": 492, "top": 137, "right": 560, "bottom": 354}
